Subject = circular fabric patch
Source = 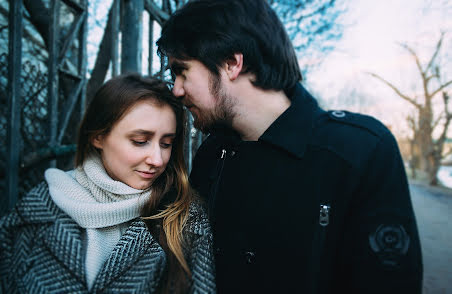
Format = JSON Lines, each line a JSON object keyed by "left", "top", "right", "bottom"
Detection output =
{"left": 368, "top": 224, "right": 410, "bottom": 268}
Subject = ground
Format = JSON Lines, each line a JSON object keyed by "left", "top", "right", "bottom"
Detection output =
{"left": 409, "top": 180, "right": 452, "bottom": 294}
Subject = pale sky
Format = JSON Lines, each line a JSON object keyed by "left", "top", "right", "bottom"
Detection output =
{"left": 307, "top": 0, "right": 452, "bottom": 137}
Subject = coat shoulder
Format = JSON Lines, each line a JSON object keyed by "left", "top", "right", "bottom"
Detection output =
{"left": 1, "top": 181, "right": 56, "bottom": 229}
{"left": 17, "top": 182, "right": 59, "bottom": 224}
{"left": 311, "top": 110, "right": 396, "bottom": 169}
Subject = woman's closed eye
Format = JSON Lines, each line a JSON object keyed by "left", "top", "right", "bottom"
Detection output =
{"left": 160, "top": 142, "right": 172, "bottom": 149}
{"left": 131, "top": 140, "right": 148, "bottom": 146}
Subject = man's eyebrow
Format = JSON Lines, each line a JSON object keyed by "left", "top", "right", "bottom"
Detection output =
{"left": 169, "top": 60, "right": 188, "bottom": 73}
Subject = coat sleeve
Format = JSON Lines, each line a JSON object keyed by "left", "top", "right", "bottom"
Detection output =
{"left": 188, "top": 232, "right": 216, "bottom": 294}
{"left": 338, "top": 130, "right": 423, "bottom": 293}
{"left": 0, "top": 208, "right": 21, "bottom": 293}
{"left": 185, "top": 202, "right": 216, "bottom": 293}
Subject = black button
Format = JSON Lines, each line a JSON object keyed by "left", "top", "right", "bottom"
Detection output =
{"left": 244, "top": 251, "right": 256, "bottom": 264}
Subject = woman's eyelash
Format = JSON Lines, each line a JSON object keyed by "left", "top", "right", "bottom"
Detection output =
{"left": 132, "top": 140, "right": 147, "bottom": 146}
{"left": 160, "top": 143, "right": 172, "bottom": 148}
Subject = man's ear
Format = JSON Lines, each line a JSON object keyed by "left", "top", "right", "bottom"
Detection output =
{"left": 225, "top": 53, "right": 243, "bottom": 81}
{"left": 92, "top": 135, "right": 103, "bottom": 150}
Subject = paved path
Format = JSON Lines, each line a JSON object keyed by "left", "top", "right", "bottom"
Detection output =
{"left": 409, "top": 181, "right": 452, "bottom": 294}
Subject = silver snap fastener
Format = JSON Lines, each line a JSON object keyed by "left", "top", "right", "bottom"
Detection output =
{"left": 332, "top": 110, "right": 345, "bottom": 118}
{"left": 245, "top": 251, "right": 256, "bottom": 264}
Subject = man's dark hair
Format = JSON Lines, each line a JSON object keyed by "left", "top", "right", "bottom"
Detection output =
{"left": 157, "top": 0, "right": 302, "bottom": 92}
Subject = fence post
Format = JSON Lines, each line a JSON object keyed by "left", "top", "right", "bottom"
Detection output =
{"left": 148, "top": 17, "right": 154, "bottom": 76}
{"left": 5, "top": 0, "right": 23, "bottom": 214}
{"left": 121, "top": 0, "right": 144, "bottom": 74}
{"left": 79, "top": 0, "right": 88, "bottom": 118}
{"left": 111, "top": 0, "right": 120, "bottom": 77}
{"left": 47, "top": 0, "right": 60, "bottom": 167}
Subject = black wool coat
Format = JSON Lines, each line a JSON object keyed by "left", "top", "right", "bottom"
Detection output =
{"left": 190, "top": 83, "right": 423, "bottom": 294}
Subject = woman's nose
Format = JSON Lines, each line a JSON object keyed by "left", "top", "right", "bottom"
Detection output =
{"left": 145, "top": 146, "right": 163, "bottom": 167}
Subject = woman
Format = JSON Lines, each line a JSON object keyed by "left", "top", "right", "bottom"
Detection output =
{"left": 0, "top": 74, "right": 216, "bottom": 293}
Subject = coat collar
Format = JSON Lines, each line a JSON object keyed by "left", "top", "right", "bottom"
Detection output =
{"left": 91, "top": 219, "right": 165, "bottom": 292}
{"left": 259, "top": 83, "right": 320, "bottom": 159}
{"left": 41, "top": 210, "right": 87, "bottom": 285}
{"left": 210, "top": 83, "right": 321, "bottom": 159}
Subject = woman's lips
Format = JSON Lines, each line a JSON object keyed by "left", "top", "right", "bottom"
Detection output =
{"left": 136, "top": 171, "right": 156, "bottom": 179}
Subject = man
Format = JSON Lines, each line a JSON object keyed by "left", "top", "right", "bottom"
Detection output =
{"left": 157, "top": 0, "right": 423, "bottom": 293}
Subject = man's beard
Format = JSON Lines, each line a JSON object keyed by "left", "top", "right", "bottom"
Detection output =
{"left": 192, "top": 73, "right": 236, "bottom": 133}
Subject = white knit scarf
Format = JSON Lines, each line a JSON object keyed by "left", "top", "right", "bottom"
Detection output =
{"left": 45, "top": 155, "right": 152, "bottom": 289}
{"left": 45, "top": 155, "right": 151, "bottom": 229}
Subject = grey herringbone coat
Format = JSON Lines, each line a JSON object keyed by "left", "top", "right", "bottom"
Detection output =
{"left": 0, "top": 182, "right": 216, "bottom": 294}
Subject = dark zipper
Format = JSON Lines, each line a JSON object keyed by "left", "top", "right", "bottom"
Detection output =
{"left": 318, "top": 203, "right": 330, "bottom": 258}
{"left": 312, "top": 203, "right": 330, "bottom": 293}
{"left": 208, "top": 149, "right": 227, "bottom": 221}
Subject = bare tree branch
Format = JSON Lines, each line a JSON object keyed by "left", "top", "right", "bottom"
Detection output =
{"left": 367, "top": 72, "right": 422, "bottom": 109}
{"left": 426, "top": 32, "right": 445, "bottom": 73}
{"left": 430, "top": 79, "right": 452, "bottom": 98}
{"left": 425, "top": 73, "right": 440, "bottom": 84}
{"left": 400, "top": 42, "right": 435, "bottom": 104}
{"left": 432, "top": 112, "right": 445, "bottom": 130}
{"left": 399, "top": 43, "right": 425, "bottom": 79}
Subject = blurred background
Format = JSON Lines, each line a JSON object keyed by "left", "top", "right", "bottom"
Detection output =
{"left": 0, "top": 0, "right": 451, "bottom": 292}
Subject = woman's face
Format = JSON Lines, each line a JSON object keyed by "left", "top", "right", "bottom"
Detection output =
{"left": 93, "top": 100, "right": 177, "bottom": 190}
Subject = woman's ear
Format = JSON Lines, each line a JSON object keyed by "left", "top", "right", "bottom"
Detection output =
{"left": 225, "top": 53, "right": 244, "bottom": 81}
{"left": 92, "top": 135, "right": 104, "bottom": 150}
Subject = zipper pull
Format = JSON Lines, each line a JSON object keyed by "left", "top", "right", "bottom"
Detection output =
{"left": 220, "top": 149, "right": 226, "bottom": 159}
{"left": 319, "top": 204, "right": 330, "bottom": 227}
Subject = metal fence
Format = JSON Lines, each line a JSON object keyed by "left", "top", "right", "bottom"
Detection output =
{"left": 1, "top": 0, "right": 85, "bottom": 215}
{"left": 1, "top": 0, "right": 203, "bottom": 216}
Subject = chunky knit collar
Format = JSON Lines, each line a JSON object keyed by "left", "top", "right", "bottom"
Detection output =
{"left": 45, "top": 155, "right": 151, "bottom": 229}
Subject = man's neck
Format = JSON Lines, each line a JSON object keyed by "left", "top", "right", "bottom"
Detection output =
{"left": 231, "top": 87, "right": 291, "bottom": 141}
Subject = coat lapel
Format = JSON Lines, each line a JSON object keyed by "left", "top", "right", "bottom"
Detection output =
{"left": 91, "top": 219, "right": 166, "bottom": 293}
{"left": 41, "top": 207, "right": 86, "bottom": 285}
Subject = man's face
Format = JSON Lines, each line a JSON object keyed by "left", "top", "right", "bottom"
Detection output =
{"left": 169, "top": 58, "right": 236, "bottom": 132}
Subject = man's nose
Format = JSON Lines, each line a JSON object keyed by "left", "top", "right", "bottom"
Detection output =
{"left": 172, "top": 77, "right": 185, "bottom": 98}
